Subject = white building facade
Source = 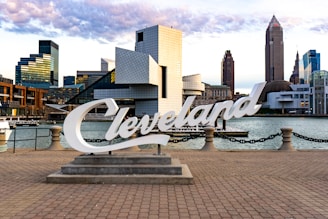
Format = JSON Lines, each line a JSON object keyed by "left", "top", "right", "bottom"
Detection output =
{"left": 94, "top": 25, "right": 193, "bottom": 116}
{"left": 262, "top": 84, "right": 310, "bottom": 114}
{"left": 262, "top": 75, "right": 328, "bottom": 115}
{"left": 182, "top": 74, "right": 205, "bottom": 96}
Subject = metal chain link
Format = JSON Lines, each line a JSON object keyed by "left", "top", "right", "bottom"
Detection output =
{"left": 84, "top": 138, "right": 125, "bottom": 144}
{"left": 292, "top": 132, "right": 328, "bottom": 143}
{"left": 84, "top": 138, "right": 107, "bottom": 143}
{"left": 83, "top": 132, "right": 328, "bottom": 144}
{"left": 217, "top": 132, "right": 282, "bottom": 144}
{"left": 83, "top": 133, "right": 283, "bottom": 144}
{"left": 169, "top": 132, "right": 283, "bottom": 144}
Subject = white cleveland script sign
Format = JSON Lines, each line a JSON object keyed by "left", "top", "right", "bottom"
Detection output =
{"left": 64, "top": 82, "right": 266, "bottom": 153}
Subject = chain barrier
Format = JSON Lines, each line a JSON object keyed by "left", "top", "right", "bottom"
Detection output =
{"left": 61, "top": 132, "right": 110, "bottom": 143}
{"left": 84, "top": 138, "right": 124, "bottom": 144}
{"left": 81, "top": 132, "right": 328, "bottom": 144}
{"left": 169, "top": 137, "right": 191, "bottom": 143}
{"left": 217, "top": 132, "right": 282, "bottom": 144}
{"left": 292, "top": 132, "right": 328, "bottom": 143}
{"left": 83, "top": 136, "right": 196, "bottom": 143}
{"left": 85, "top": 138, "right": 108, "bottom": 143}
{"left": 83, "top": 133, "right": 283, "bottom": 144}
{"left": 168, "top": 132, "right": 282, "bottom": 144}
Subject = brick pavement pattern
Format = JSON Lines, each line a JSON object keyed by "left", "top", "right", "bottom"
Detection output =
{"left": 0, "top": 149, "right": 328, "bottom": 219}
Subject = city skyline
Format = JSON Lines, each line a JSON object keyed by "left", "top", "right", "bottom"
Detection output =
{"left": 1, "top": 0, "right": 328, "bottom": 93}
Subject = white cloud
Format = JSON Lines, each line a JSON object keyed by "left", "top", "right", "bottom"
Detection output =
{"left": 0, "top": 0, "right": 328, "bottom": 90}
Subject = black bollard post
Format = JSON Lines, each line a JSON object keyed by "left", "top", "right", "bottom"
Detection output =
{"left": 157, "top": 144, "right": 161, "bottom": 155}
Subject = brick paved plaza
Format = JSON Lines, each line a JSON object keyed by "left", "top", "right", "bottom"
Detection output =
{"left": 0, "top": 148, "right": 328, "bottom": 218}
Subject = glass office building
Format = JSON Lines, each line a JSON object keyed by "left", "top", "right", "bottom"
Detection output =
{"left": 301, "top": 50, "right": 320, "bottom": 84}
{"left": 15, "top": 40, "right": 59, "bottom": 88}
{"left": 310, "top": 70, "right": 328, "bottom": 114}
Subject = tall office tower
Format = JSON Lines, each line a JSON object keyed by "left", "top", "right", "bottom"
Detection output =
{"left": 289, "top": 51, "right": 300, "bottom": 84}
{"left": 265, "top": 15, "right": 284, "bottom": 82}
{"left": 302, "top": 50, "right": 320, "bottom": 84}
{"left": 16, "top": 40, "right": 59, "bottom": 88}
{"left": 221, "top": 50, "right": 234, "bottom": 97}
{"left": 310, "top": 70, "right": 328, "bottom": 114}
{"left": 39, "top": 40, "right": 59, "bottom": 86}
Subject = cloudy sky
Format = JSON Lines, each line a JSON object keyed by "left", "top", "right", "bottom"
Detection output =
{"left": 1, "top": 0, "right": 328, "bottom": 93}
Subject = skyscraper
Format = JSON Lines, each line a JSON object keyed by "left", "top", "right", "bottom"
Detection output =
{"left": 265, "top": 15, "right": 284, "bottom": 82}
{"left": 39, "top": 40, "right": 59, "bottom": 86}
{"left": 221, "top": 50, "right": 234, "bottom": 97}
{"left": 289, "top": 51, "right": 300, "bottom": 84}
{"left": 15, "top": 40, "right": 59, "bottom": 88}
{"left": 302, "top": 50, "right": 320, "bottom": 84}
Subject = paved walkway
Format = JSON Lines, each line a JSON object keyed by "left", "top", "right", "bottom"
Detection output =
{"left": 0, "top": 148, "right": 328, "bottom": 219}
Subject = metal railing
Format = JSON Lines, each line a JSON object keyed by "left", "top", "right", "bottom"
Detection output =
{"left": 6, "top": 127, "right": 52, "bottom": 153}
{"left": 3, "top": 127, "right": 327, "bottom": 153}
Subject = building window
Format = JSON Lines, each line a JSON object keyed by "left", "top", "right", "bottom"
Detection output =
{"left": 161, "top": 66, "right": 167, "bottom": 98}
{"left": 137, "top": 32, "right": 143, "bottom": 42}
